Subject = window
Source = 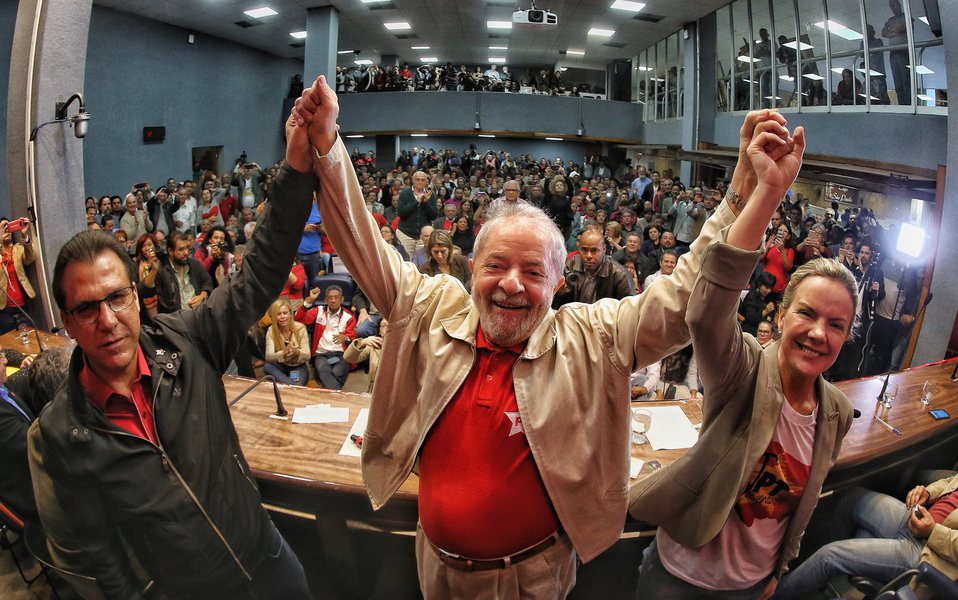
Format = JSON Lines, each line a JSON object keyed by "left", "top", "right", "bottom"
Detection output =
{"left": 716, "top": 4, "right": 733, "bottom": 112}
{"left": 796, "top": 0, "right": 829, "bottom": 107}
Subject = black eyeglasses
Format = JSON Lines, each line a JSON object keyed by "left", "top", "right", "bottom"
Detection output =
{"left": 65, "top": 284, "right": 136, "bottom": 325}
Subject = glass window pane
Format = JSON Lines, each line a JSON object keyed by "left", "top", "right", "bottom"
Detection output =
{"left": 716, "top": 4, "right": 732, "bottom": 112}
{"left": 864, "top": 0, "right": 911, "bottom": 105}
{"left": 910, "top": 0, "right": 946, "bottom": 108}
{"left": 825, "top": 0, "right": 866, "bottom": 106}
{"left": 676, "top": 31, "right": 684, "bottom": 117}
{"left": 656, "top": 39, "right": 667, "bottom": 120}
{"left": 668, "top": 33, "right": 680, "bottom": 118}
{"left": 797, "top": 0, "right": 829, "bottom": 107}
{"left": 732, "top": 0, "right": 754, "bottom": 110}
{"left": 772, "top": 0, "right": 800, "bottom": 107}
{"left": 752, "top": 0, "right": 775, "bottom": 108}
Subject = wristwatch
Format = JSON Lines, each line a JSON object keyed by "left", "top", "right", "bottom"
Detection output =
{"left": 724, "top": 186, "right": 745, "bottom": 211}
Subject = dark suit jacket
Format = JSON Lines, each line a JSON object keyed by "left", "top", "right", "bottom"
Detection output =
{"left": 0, "top": 384, "right": 38, "bottom": 521}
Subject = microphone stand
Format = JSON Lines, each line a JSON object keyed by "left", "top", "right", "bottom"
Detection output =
{"left": 875, "top": 289, "right": 933, "bottom": 402}
{"left": 228, "top": 374, "right": 288, "bottom": 418}
{"left": 0, "top": 278, "right": 45, "bottom": 352}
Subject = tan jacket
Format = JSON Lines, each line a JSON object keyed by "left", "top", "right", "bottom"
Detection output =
{"left": 0, "top": 241, "right": 36, "bottom": 310}
{"left": 315, "top": 137, "right": 751, "bottom": 563}
{"left": 917, "top": 473, "right": 958, "bottom": 591}
{"left": 629, "top": 241, "right": 854, "bottom": 576}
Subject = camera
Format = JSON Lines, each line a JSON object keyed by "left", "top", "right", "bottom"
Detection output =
{"left": 564, "top": 268, "right": 582, "bottom": 289}
{"left": 217, "top": 241, "right": 229, "bottom": 250}
{"left": 6, "top": 218, "right": 27, "bottom": 233}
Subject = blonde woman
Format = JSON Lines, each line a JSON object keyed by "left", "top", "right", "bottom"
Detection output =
{"left": 263, "top": 298, "right": 310, "bottom": 385}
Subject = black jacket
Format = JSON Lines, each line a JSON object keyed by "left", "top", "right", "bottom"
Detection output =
{"left": 154, "top": 257, "right": 214, "bottom": 313}
{"left": 0, "top": 384, "right": 38, "bottom": 522}
{"left": 28, "top": 163, "right": 317, "bottom": 599}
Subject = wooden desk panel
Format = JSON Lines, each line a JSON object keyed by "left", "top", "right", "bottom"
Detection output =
{"left": 0, "top": 328, "right": 72, "bottom": 356}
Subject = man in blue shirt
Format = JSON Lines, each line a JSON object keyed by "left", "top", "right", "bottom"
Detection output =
{"left": 298, "top": 201, "right": 326, "bottom": 286}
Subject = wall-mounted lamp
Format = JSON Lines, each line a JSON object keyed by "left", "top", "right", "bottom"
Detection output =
{"left": 576, "top": 97, "right": 585, "bottom": 137}
{"left": 29, "top": 92, "right": 90, "bottom": 141}
{"left": 474, "top": 93, "right": 481, "bottom": 130}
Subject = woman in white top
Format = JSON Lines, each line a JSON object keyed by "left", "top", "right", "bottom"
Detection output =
{"left": 262, "top": 298, "right": 310, "bottom": 386}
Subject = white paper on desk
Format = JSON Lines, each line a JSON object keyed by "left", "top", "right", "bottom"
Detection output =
{"left": 630, "top": 457, "right": 645, "bottom": 479}
{"left": 339, "top": 408, "right": 369, "bottom": 457}
{"left": 645, "top": 405, "right": 699, "bottom": 450}
{"left": 291, "top": 403, "right": 350, "bottom": 424}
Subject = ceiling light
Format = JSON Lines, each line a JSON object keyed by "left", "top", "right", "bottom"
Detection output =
{"left": 411, "top": 45, "right": 430, "bottom": 50}
{"left": 736, "top": 56, "right": 761, "bottom": 63}
{"left": 345, "top": 135, "right": 365, "bottom": 138}
{"left": 917, "top": 93, "right": 934, "bottom": 102}
{"left": 918, "top": 16, "right": 929, "bottom": 25}
{"left": 813, "top": 20, "right": 862, "bottom": 41}
{"left": 779, "top": 75, "right": 794, "bottom": 81}
{"left": 857, "top": 68, "right": 883, "bottom": 77}
{"left": 290, "top": 31, "right": 307, "bottom": 39}
{"left": 355, "top": 59, "right": 373, "bottom": 65}
{"left": 488, "top": 20, "right": 513, "bottom": 29}
{"left": 489, "top": 45, "right": 508, "bottom": 50}
{"left": 421, "top": 56, "right": 438, "bottom": 63}
{"left": 830, "top": 67, "right": 846, "bottom": 75}
{"left": 478, "top": 134, "right": 496, "bottom": 138}
{"left": 909, "top": 65, "right": 935, "bottom": 75}
{"left": 637, "top": 66, "right": 653, "bottom": 71}
{"left": 545, "top": 137, "right": 564, "bottom": 141}
{"left": 489, "top": 57, "right": 506, "bottom": 64}
{"left": 411, "top": 133, "right": 428, "bottom": 137}
{"left": 560, "top": 67, "right": 568, "bottom": 71}
{"left": 566, "top": 50, "right": 586, "bottom": 56}
{"left": 384, "top": 21, "right": 411, "bottom": 30}
{"left": 244, "top": 7, "right": 277, "bottom": 19}
{"left": 337, "top": 50, "right": 354, "bottom": 55}
{"left": 802, "top": 73, "right": 824, "bottom": 81}
{"left": 611, "top": 1, "right": 646, "bottom": 12}
{"left": 588, "top": 28, "right": 615, "bottom": 37}
{"left": 782, "top": 40, "right": 814, "bottom": 51}
{"left": 361, "top": 0, "right": 391, "bottom": 3}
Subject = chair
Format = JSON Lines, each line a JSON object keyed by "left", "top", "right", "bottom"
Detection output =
{"left": 311, "top": 274, "right": 356, "bottom": 309}
{"left": 0, "top": 499, "right": 44, "bottom": 586}
{"left": 851, "top": 562, "right": 958, "bottom": 600}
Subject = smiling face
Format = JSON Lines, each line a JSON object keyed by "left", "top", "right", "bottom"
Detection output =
{"left": 777, "top": 276, "right": 855, "bottom": 382}
{"left": 471, "top": 220, "right": 563, "bottom": 348}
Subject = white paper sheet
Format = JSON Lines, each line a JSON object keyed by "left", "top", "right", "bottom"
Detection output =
{"left": 644, "top": 405, "right": 700, "bottom": 450}
{"left": 291, "top": 403, "right": 350, "bottom": 424}
{"left": 339, "top": 408, "right": 370, "bottom": 457}
{"left": 629, "top": 457, "right": 645, "bottom": 479}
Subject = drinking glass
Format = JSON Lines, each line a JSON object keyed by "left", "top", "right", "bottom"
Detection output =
{"left": 881, "top": 383, "right": 898, "bottom": 410}
{"left": 632, "top": 408, "right": 653, "bottom": 445}
{"left": 921, "top": 380, "right": 934, "bottom": 406}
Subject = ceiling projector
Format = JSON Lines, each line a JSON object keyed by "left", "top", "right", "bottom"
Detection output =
{"left": 512, "top": 8, "right": 558, "bottom": 26}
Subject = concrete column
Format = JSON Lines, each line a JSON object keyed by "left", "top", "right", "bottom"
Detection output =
{"left": 304, "top": 6, "right": 338, "bottom": 83}
{"left": 680, "top": 24, "right": 698, "bottom": 187}
{"left": 7, "top": 0, "right": 93, "bottom": 329}
{"left": 375, "top": 135, "right": 399, "bottom": 171}
{"left": 913, "top": 1, "right": 958, "bottom": 364}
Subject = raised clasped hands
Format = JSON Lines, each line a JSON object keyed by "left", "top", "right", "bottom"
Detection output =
{"left": 746, "top": 112, "right": 805, "bottom": 200}
{"left": 285, "top": 74, "right": 341, "bottom": 173}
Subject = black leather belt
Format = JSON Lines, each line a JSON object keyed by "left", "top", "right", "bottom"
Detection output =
{"left": 431, "top": 530, "right": 562, "bottom": 572}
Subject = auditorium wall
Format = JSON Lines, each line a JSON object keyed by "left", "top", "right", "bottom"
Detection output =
{"left": 0, "top": 0, "right": 20, "bottom": 216}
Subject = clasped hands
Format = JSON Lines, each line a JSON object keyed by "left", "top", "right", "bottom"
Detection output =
{"left": 284, "top": 75, "right": 342, "bottom": 173}
{"left": 731, "top": 109, "right": 806, "bottom": 210}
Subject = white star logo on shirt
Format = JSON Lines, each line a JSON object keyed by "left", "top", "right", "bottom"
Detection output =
{"left": 505, "top": 411, "right": 525, "bottom": 437}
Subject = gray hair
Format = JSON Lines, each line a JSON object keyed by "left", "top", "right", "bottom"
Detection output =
{"left": 472, "top": 200, "right": 566, "bottom": 281}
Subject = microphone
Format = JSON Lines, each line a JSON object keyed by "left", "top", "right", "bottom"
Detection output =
{"left": 876, "top": 371, "right": 891, "bottom": 403}
{"left": 228, "top": 374, "right": 288, "bottom": 418}
{"left": 0, "top": 282, "right": 45, "bottom": 351}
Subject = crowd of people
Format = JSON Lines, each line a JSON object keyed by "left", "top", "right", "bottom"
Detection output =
{"left": 329, "top": 62, "right": 601, "bottom": 96}
{"left": 0, "top": 73, "right": 946, "bottom": 600}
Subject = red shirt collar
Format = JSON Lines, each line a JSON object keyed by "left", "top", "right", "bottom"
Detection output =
{"left": 79, "top": 345, "right": 151, "bottom": 409}
{"left": 476, "top": 325, "right": 527, "bottom": 355}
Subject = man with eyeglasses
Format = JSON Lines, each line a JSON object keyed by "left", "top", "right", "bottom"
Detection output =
{"left": 25, "top": 92, "right": 322, "bottom": 599}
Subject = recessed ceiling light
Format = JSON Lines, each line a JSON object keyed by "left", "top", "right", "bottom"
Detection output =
{"left": 611, "top": 1, "right": 646, "bottom": 12}
{"left": 545, "top": 137, "right": 564, "bottom": 141}
{"left": 909, "top": 65, "right": 935, "bottom": 75}
{"left": 478, "top": 134, "right": 496, "bottom": 138}
{"left": 588, "top": 27, "right": 615, "bottom": 37}
{"left": 337, "top": 50, "right": 354, "bottom": 55}
{"left": 411, "top": 45, "right": 430, "bottom": 50}
{"left": 345, "top": 135, "right": 365, "bottom": 138}
{"left": 779, "top": 75, "right": 794, "bottom": 81}
{"left": 857, "top": 68, "right": 883, "bottom": 76}
{"left": 782, "top": 40, "right": 814, "bottom": 51}
{"left": 244, "top": 7, "right": 277, "bottom": 19}
{"left": 361, "top": 0, "right": 390, "bottom": 3}
{"left": 355, "top": 59, "right": 373, "bottom": 65}
{"left": 736, "top": 56, "right": 761, "bottom": 63}
{"left": 488, "top": 20, "right": 513, "bottom": 29}
{"left": 566, "top": 50, "right": 586, "bottom": 56}
{"left": 290, "top": 31, "right": 307, "bottom": 39}
{"left": 411, "top": 133, "right": 428, "bottom": 137}
{"left": 917, "top": 93, "right": 934, "bottom": 102}
{"left": 384, "top": 21, "right": 411, "bottom": 30}
{"left": 813, "top": 20, "right": 862, "bottom": 41}
{"left": 918, "top": 16, "right": 930, "bottom": 25}
{"left": 559, "top": 67, "right": 568, "bottom": 71}
{"left": 637, "top": 66, "right": 653, "bottom": 71}
{"left": 802, "top": 73, "right": 824, "bottom": 81}
{"left": 489, "top": 45, "right": 508, "bottom": 50}
{"left": 421, "top": 56, "right": 438, "bottom": 63}
{"left": 489, "top": 57, "right": 506, "bottom": 64}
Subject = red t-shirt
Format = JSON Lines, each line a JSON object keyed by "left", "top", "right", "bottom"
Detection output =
{"left": 418, "top": 328, "right": 559, "bottom": 558}
{"left": 929, "top": 491, "right": 958, "bottom": 524}
{"left": 2, "top": 251, "right": 24, "bottom": 307}
{"left": 282, "top": 263, "right": 306, "bottom": 300}
{"left": 80, "top": 346, "right": 158, "bottom": 445}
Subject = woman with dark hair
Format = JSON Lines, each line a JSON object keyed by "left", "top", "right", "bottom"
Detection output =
{"left": 450, "top": 216, "right": 475, "bottom": 257}
{"left": 195, "top": 224, "right": 234, "bottom": 286}
{"left": 763, "top": 223, "right": 795, "bottom": 295}
{"left": 379, "top": 224, "right": 410, "bottom": 261}
{"left": 418, "top": 230, "right": 471, "bottom": 291}
{"left": 641, "top": 225, "right": 662, "bottom": 256}
{"left": 543, "top": 175, "right": 575, "bottom": 237}
{"left": 199, "top": 188, "right": 224, "bottom": 228}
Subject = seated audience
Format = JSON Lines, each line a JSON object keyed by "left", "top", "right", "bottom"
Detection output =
{"left": 450, "top": 215, "right": 475, "bottom": 256}
{"left": 643, "top": 249, "right": 678, "bottom": 291}
{"left": 763, "top": 223, "right": 794, "bottom": 295}
{"left": 379, "top": 224, "right": 410, "bottom": 261}
{"left": 738, "top": 271, "right": 777, "bottom": 336}
{"left": 630, "top": 361, "right": 661, "bottom": 402}
{"left": 343, "top": 322, "right": 386, "bottom": 393}
{"left": 419, "top": 230, "right": 471, "bottom": 291}
{"left": 554, "top": 227, "right": 634, "bottom": 306}
{"left": 263, "top": 298, "right": 310, "bottom": 386}
{"left": 295, "top": 285, "right": 356, "bottom": 390}
{"left": 774, "top": 474, "right": 958, "bottom": 598}
{"left": 756, "top": 319, "right": 775, "bottom": 348}
{"left": 154, "top": 232, "right": 213, "bottom": 313}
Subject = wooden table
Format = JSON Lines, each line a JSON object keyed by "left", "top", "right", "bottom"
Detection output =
{"left": 230, "top": 358, "right": 958, "bottom": 595}
{"left": 0, "top": 327, "right": 73, "bottom": 356}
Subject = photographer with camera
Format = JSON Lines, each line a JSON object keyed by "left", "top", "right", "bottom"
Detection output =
{"left": 553, "top": 226, "right": 634, "bottom": 308}
{"left": 195, "top": 225, "right": 234, "bottom": 288}
{"left": 232, "top": 153, "right": 265, "bottom": 209}
{"left": 0, "top": 218, "right": 36, "bottom": 334}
